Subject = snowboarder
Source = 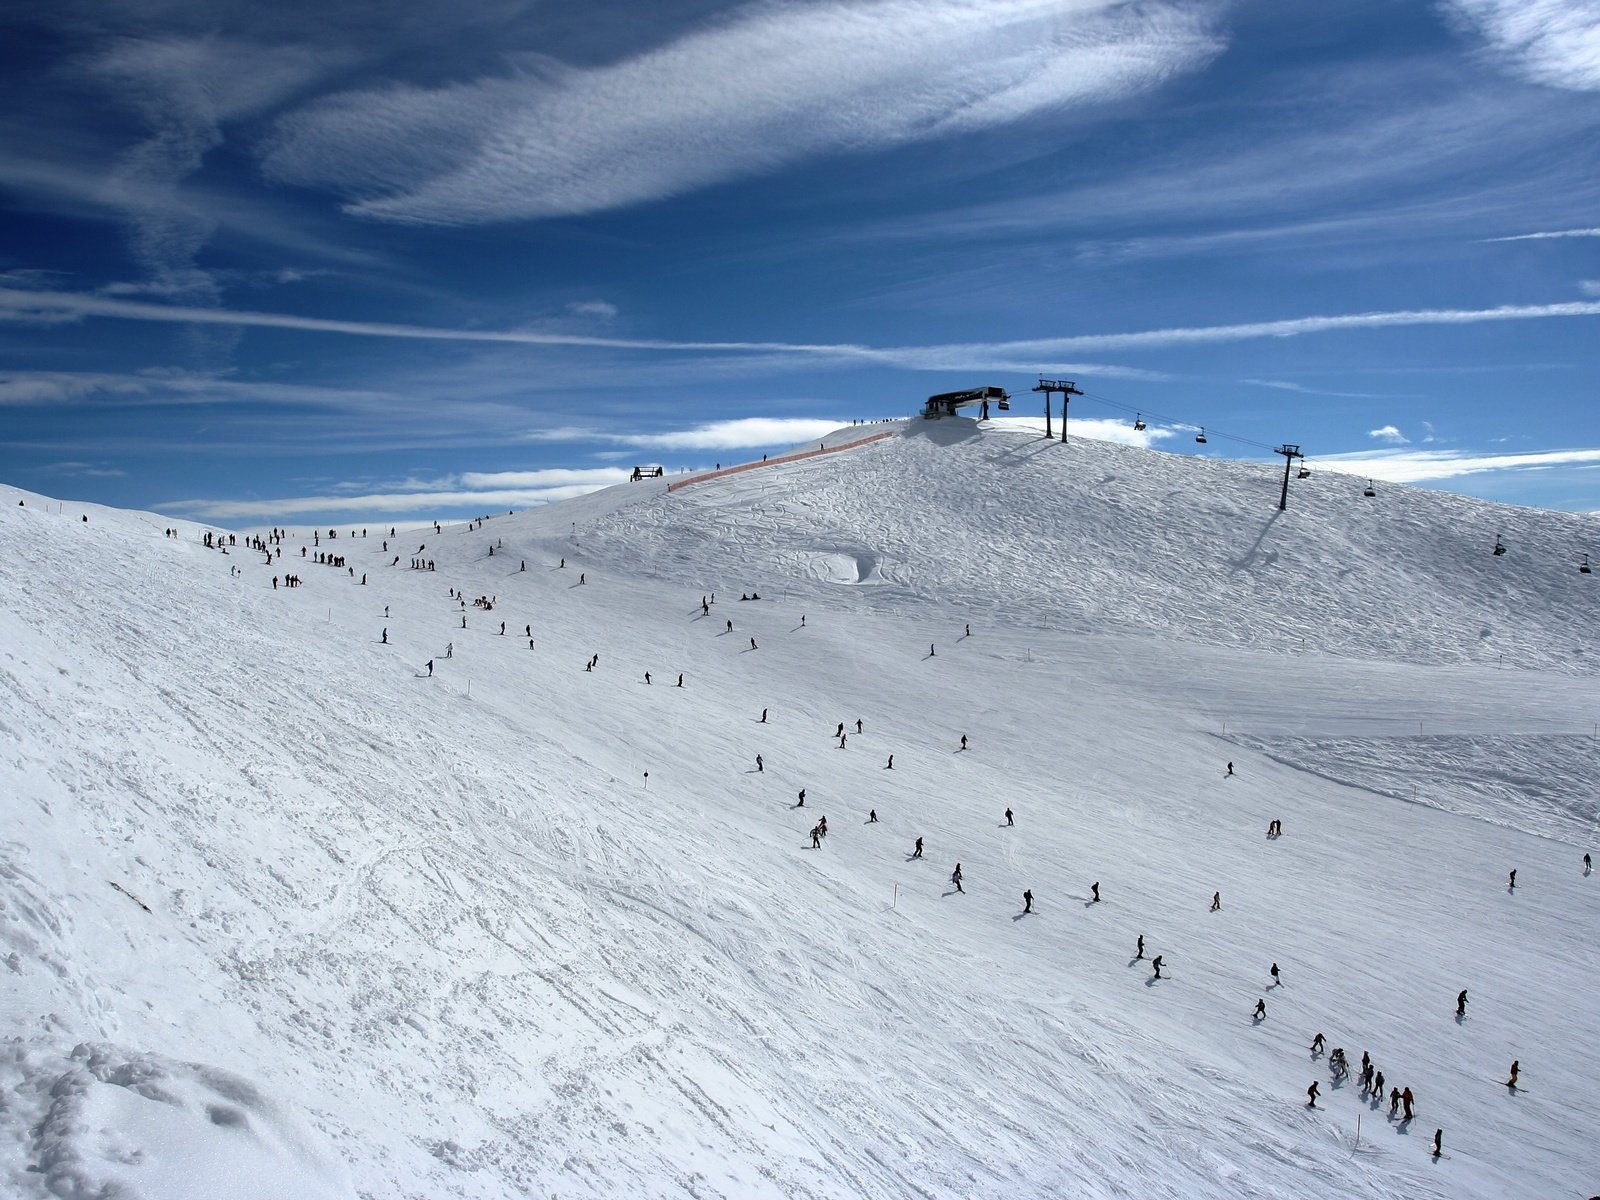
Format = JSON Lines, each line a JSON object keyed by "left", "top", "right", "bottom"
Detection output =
{"left": 950, "top": 863, "right": 963, "bottom": 893}
{"left": 1210, "top": 891, "right": 1221, "bottom": 911}
{"left": 1151, "top": 955, "right": 1164, "bottom": 980}
{"left": 1135, "top": 934, "right": 1144, "bottom": 959}
{"left": 868, "top": 809, "right": 877, "bottom": 823}
{"left": 1506, "top": 1060, "right": 1519, "bottom": 1088}
{"left": 579, "top": 573, "right": 585, "bottom": 584}
{"left": 756, "top": 755, "right": 764, "bottom": 773}
{"left": 1311, "top": 1032, "right": 1325, "bottom": 1054}
{"left": 1022, "top": 889, "right": 1033, "bottom": 913}
{"left": 1091, "top": 882, "right": 1100, "bottom": 902}
{"left": 1005, "top": 807, "right": 1014, "bottom": 826}
{"left": 912, "top": 837, "right": 923, "bottom": 858}
{"left": 1306, "top": 1081, "right": 1320, "bottom": 1107}
{"left": 426, "top": 660, "right": 433, "bottom": 676}
{"left": 1254, "top": 999, "right": 1266, "bottom": 1020}
{"left": 797, "top": 789, "right": 806, "bottom": 807}
{"left": 1401, "top": 1087, "right": 1414, "bottom": 1120}
{"left": 750, "top": 637, "right": 758, "bottom": 650}
{"left": 1456, "top": 989, "right": 1468, "bottom": 1017}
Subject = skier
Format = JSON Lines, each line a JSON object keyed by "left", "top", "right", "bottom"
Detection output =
{"left": 427, "top": 660, "right": 433, "bottom": 677}
{"left": 500, "top": 621, "right": 505, "bottom": 635}
{"left": 1005, "top": 807, "right": 1014, "bottom": 826}
{"left": 797, "top": 789, "right": 806, "bottom": 807}
{"left": 1402, "top": 1087, "right": 1414, "bottom": 1120}
{"left": 1584, "top": 852, "right": 1591, "bottom": 872}
{"left": 677, "top": 674, "right": 684, "bottom": 687}
{"left": 726, "top": 619, "right": 733, "bottom": 633}
{"left": 959, "top": 734, "right": 968, "bottom": 750}
{"left": 1506, "top": 1060, "right": 1519, "bottom": 1088}
{"left": 1508, "top": 869, "right": 1517, "bottom": 889}
{"left": 1254, "top": 999, "right": 1266, "bottom": 1020}
{"left": 1022, "top": 889, "right": 1033, "bottom": 913}
{"left": 644, "top": 672, "right": 651, "bottom": 684}
{"left": 886, "top": 755, "right": 894, "bottom": 770}
{"left": 1210, "top": 891, "right": 1221, "bottom": 911}
{"left": 855, "top": 719, "right": 863, "bottom": 734}
{"left": 760, "top": 707, "right": 768, "bottom": 723}
{"left": 965, "top": 623, "right": 970, "bottom": 637}
{"left": 1306, "top": 1081, "right": 1320, "bottom": 1107}
{"left": 950, "top": 863, "right": 963, "bottom": 893}
{"left": 756, "top": 755, "right": 764, "bottom": 773}
{"left": 1373, "top": 1070, "right": 1385, "bottom": 1096}
{"left": 1311, "top": 1033, "right": 1325, "bottom": 1054}
{"left": 1270, "top": 962, "right": 1280, "bottom": 985}
{"left": 579, "top": 573, "right": 585, "bottom": 584}
{"left": 1151, "top": 955, "right": 1164, "bottom": 980}
{"left": 750, "top": 637, "right": 758, "bottom": 650}
{"left": 1457, "top": 989, "right": 1468, "bottom": 1017}
{"left": 818, "top": 816, "right": 827, "bottom": 838}
{"left": 381, "top": 628, "right": 388, "bottom": 644}
{"left": 1431, "top": 1129, "right": 1442, "bottom": 1159}
{"left": 838, "top": 733, "right": 847, "bottom": 748}
{"left": 810, "top": 825, "right": 822, "bottom": 850}
{"left": 1135, "top": 934, "right": 1144, "bottom": 959}
{"left": 929, "top": 643, "right": 935, "bottom": 656}
{"left": 868, "top": 809, "right": 877, "bottom": 823}
{"left": 1388, "top": 1087, "right": 1401, "bottom": 1118}
{"left": 836, "top": 723, "right": 845, "bottom": 738}
{"left": 1091, "top": 882, "right": 1100, "bottom": 902}
{"left": 912, "top": 837, "right": 923, "bottom": 858}
{"left": 1226, "top": 761, "right": 1234, "bottom": 776}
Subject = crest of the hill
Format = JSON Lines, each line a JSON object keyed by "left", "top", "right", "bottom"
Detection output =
{"left": 564, "top": 423, "right": 1599, "bottom": 672}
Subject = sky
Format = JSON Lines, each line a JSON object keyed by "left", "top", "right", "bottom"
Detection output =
{"left": 1, "top": 0, "right": 1598, "bottom": 526}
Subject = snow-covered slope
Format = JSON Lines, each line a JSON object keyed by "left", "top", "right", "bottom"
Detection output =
{"left": 1, "top": 422, "right": 1597, "bottom": 1200}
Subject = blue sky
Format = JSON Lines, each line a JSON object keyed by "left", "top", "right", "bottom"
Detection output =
{"left": 2, "top": 0, "right": 1598, "bottom": 525}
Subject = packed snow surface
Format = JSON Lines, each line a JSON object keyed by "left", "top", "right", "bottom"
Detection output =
{"left": 2, "top": 419, "right": 1597, "bottom": 1199}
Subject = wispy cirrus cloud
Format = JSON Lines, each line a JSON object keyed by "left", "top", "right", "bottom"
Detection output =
{"left": 525, "top": 417, "right": 850, "bottom": 451}
{"left": 1320, "top": 445, "right": 1600, "bottom": 482}
{"left": 1441, "top": 0, "right": 1600, "bottom": 90}
{"left": 5, "top": 286, "right": 1600, "bottom": 361}
{"left": 264, "top": 0, "right": 1225, "bottom": 224}
{"left": 1481, "top": 226, "right": 1600, "bottom": 241}
{"left": 164, "top": 476, "right": 630, "bottom": 521}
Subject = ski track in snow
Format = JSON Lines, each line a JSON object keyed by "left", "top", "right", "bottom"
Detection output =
{"left": 1, "top": 423, "right": 1598, "bottom": 1198}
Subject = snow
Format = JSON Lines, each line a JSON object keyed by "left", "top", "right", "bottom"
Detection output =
{"left": 1, "top": 419, "right": 1597, "bottom": 1198}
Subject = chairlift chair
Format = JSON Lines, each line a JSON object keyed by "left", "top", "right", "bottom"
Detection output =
{"left": 1581, "top": 555, "right": 1592, "bottom": 575}
{"left": 1133, "top": 413, "right": 1147, "bottom": 432}
{"left": 1195, "top": 428, "right": 1208, "bottom": 445}
{"left": 1297, "top": 465, "right": 1311, "bottom": 479}
{"left": 1363, "top": 479, "right": 1376, "bottom": 498}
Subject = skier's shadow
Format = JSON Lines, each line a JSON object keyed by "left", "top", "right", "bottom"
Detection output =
{"left": 1144, "top": 977, "right": 1161, "bottom": 988}
{"left": 1251, "top": 1014, "right": 1265, "bottom": 1026}
{"left": 941, "top": 889, "right": 962, "bottom": 898}
{"left": 1127, "top": 958, "right": 1142, "bottom": 968}
{"left": 1011, "top": 912, "right": 1031, "bottom": 922}
{"left": 1454, "top": 1013, "right": 1466, "bottom": 1026}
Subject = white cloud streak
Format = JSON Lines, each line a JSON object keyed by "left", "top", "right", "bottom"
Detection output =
{"left": 1368, "top": 424, "right": 1409, "bottom": 444}
{"left": 1442, "top": 0, "right": 1600, "bottom": 90}
{"left": 525, "top": 417, "right": 849, "bottom": 451}
{"left": 264, "top": 0, "right": 1224, "bottom": 224}
{"left": 5, "top": 287, "right": 1600, "bottom": 361}
{"left": 164, "top": 480, "right": 628, "bottom": 521}
{"left": 1319, "top": 446, "right": 1600, "bottom": 483}
{"left": 1481, "top": 226, "right": 1600, "bottom": 241}
{"left": 984, "top": 414, "right": 1174, "bottom": 447}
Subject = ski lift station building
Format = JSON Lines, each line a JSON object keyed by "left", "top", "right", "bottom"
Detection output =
{"left": 922, "top": 386, "right": 1009, "bottom": 419}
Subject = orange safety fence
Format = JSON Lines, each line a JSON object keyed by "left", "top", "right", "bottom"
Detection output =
{"left": 666, "top": 430, "right": 895, "bottom": 493}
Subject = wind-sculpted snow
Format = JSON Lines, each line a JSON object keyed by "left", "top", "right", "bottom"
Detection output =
{"left": 1, "top": 430, "right": 1597, "bottom": 1199}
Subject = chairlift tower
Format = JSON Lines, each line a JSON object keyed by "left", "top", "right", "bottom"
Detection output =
{"left": 1034, "top": 379, "right": 1083, "bottom": 441}
{"left": 1275, "top": 444, "right": 1304, "bottom": 511}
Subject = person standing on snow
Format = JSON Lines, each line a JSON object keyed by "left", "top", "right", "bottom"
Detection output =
{"left": 912, "top": 837, "right": 923, "bottom": 858}
{"left": 950, "top": 863, "right": 963, "bottom": 893}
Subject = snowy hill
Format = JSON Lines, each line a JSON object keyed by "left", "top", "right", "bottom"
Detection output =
{"left": 2, "top": 421, "right": 1598, "bottom": 1200}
